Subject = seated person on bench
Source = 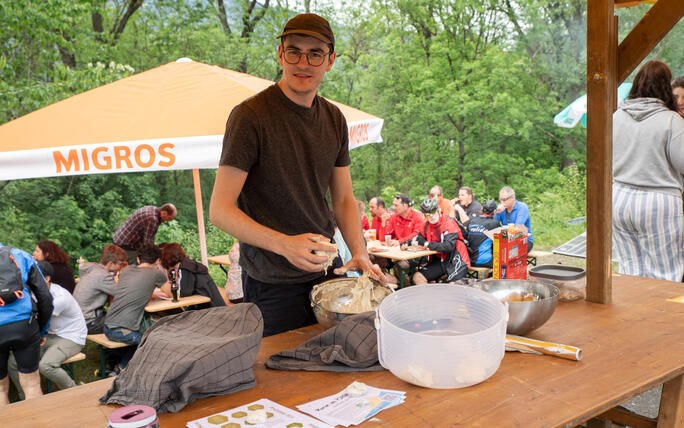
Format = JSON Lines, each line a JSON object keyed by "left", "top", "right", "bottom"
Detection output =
{"left": 466, "top": 200, "right": 501, "bottom": 268}
{"left": 9, "top": 261, "right": 86, "bottom": 396}
{"left": 401, "top": 198, "right": 471, "bottom": 285}
{"left": 495, "top": 186, "right": 533, "bottom": 252}
{"left": 74, "top": 244, "right": 128, "bottom": 334}
{"left": 103, "top": 244, "right": 170, "bottom": 369}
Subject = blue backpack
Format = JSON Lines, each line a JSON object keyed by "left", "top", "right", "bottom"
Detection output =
{"left": 0, "top": 246, "right": 25, "bottom": 306}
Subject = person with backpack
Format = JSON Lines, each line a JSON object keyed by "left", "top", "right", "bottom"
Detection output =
{"left": 9, "top": 261, "right": 86, "bottom": 397}
{"left": 0, "top": 243, "right": 53, "bottom": 406}
{"left": 400, "top": 199, "right": 471, "bottom": 284}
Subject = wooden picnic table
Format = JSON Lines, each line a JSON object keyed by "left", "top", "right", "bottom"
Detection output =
{"left": 367, "top": 240, "right": 437, "bottom": 287}
{"left": 208, "top": 254, "right": 231, "bottom": 274}
{"left": 4, "top": 274, "right": 684, "bottom": 428}
{"left": 144, "top": 294, "right": 211, "bottom": 312}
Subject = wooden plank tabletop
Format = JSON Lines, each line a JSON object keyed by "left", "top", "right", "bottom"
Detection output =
{"left": 366, "top": 241, "right": 437, "bottom": 261}
{"left": 207, "top": 254, "right": 231, "bottom": 266}
{"left": 144, "top": 294, "right": 211, "bottom": 312}
{"left": 4, "top": 275, "right": 684, "bottom": 428}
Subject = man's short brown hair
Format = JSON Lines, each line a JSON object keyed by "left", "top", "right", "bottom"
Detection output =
{"left": 100, "top": 244, "right": 127, "bottom": 265}
{"left": 160, "top": 203, "right": 176, "bottom": 216}
{"left": 459, "top": 186, "right": 473, "bottom": 196}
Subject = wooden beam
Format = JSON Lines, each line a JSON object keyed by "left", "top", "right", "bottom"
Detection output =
{"left": 599, "top": 406, "right": 656, "bottom": 428}
{"left": 585, "top": 1, "right": 616, "bottom": 304}
{"left": 617, "top": 0, "right": 684, "bottom": 83}
{"left": 614, "top": 0, "right": 656, "bottom": 8}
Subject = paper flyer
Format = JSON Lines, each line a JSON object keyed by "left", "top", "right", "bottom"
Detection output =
{"left": 186, "top": 398, "right": 333, "bottom": 428}
{"left": 297, "top": 383, "right": 406, "bottom": 427}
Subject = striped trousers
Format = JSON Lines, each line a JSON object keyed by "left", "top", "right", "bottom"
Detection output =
{"left": 612, "top": 183, "right": 684, "bottom": 282}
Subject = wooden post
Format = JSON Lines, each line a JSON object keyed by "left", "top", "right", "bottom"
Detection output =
{"left": 585, "top": 1, "right": 616, "bottom": 303}
{"left": 193, "top": 169, "right": 209, "bottom": 266}
{"left": 658, "top": 373, "right": 684, "bottom": 427}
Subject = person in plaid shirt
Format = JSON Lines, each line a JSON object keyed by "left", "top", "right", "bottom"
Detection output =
{"left": 113, "top": 204, "right": 176, "bottom": 265}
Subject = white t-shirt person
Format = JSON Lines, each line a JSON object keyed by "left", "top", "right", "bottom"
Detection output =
{"left": 49, "top": 283, "right": 87, "bottom": 345}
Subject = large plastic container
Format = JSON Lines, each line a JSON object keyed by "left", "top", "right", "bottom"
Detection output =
{"left": 529, "top": 265, "right": 586, "bottom": 302}
{"left": 375, "top": 284, "right": 507, "bottom": 389}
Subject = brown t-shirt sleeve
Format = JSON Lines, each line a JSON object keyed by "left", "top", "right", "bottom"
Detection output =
{"left": 219, "top": 104, "right": 259, "bottom": 172}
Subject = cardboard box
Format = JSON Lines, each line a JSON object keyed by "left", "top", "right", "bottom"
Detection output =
{"left": 492, "top": 227, "right": 528, "bottom": 279}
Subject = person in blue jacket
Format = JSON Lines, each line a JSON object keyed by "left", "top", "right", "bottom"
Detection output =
{"left": 0, "top": 243, "right": 53, "bottom": 406}
{"left": 494, "top": 186, "right": 534, "bottom": 252}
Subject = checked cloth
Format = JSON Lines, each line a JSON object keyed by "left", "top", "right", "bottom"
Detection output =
{"left": 100, "top": 304, "right": 263, "bottom": 412}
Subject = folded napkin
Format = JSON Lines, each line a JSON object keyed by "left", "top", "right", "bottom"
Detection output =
{"left": 100, "top": 304, "right": 263, "bottom": 413}
{"left": 266, "top": 312, "right": 384, "bottom": 372}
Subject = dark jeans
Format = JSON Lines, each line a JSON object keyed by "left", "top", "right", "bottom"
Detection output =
{"left": 242, "top": 259, "right": 342, "bottom": 337}
{"left": 104, "top": 324, "right": 141, "bottom": 368}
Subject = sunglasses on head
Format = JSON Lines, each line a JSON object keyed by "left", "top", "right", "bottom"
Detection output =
{"left": 395, "top": 194, "right": 412, "bottom": 205}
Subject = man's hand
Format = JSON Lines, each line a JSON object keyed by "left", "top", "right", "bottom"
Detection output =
{"left": 279, "top": 233, "right": 337, "bottom": 273}
{"left": 495, "top": 204, "right": 504, "bottom": 214}
{"left": 334, "top": 257, "right": 387, "bottom": 283}
{"left": 40, "top": 337, "right": 46, "bottom": 346}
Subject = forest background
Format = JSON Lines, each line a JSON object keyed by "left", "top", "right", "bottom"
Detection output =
{"left": 2, "top": 0, "right": 683, "bottom": 284}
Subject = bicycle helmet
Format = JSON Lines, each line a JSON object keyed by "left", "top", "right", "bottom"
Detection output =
{"left": 419, "top": 198, "right": 439, "bottom": 215}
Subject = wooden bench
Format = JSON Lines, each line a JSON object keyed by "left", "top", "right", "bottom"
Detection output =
{"left": 467, "top": 266, "right": 492, "bottom": 279}
{"left": 87, "top": 334, "right": 131, "bottom": 379}
{"left": 527, "top": 250, "right": 552, "bottom": 266}
{"left": 45, "top": 352, "right": 86, "bottom": 393}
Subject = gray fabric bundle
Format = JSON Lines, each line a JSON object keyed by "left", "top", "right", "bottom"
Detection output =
{"left": 100, "top": 304, "right": 263, "bottom": 413}
{"left": 266, "top": 312, "right": 384, "bottom": 372}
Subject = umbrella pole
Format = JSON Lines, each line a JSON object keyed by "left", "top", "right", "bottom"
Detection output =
{"left": 193, "top": 169, "right": 208, "bottom": 266}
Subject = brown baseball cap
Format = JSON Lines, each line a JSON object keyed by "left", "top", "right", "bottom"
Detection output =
{"left": 276, "top": 13, "right": 335, "bottom": 49}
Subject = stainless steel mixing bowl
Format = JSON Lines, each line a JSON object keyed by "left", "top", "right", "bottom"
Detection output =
{"left": 310, "top": 277, "right": 393, "bottom": 329}
{"left": 473, "top": 279, "right": 559, "bottom": 335}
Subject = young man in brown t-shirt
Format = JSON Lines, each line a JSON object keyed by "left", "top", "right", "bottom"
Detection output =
{"left": 210, "top": 13, "right": 384, "bottom": 337}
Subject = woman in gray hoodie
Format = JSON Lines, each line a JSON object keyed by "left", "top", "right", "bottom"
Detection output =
{"left": 612, "top": 60, "right": 684, "bottom": 282}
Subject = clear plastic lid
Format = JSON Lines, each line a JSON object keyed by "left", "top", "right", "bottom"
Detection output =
{"left": 529, "top": 265, "right": 586, "bottom": 280}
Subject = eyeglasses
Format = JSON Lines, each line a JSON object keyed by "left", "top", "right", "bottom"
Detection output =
{"left": 500, "top": 195, "right": 513, "bottom": 202}
{"left": 282, "top": 48, "right": 330, "bottom": 67}
{"left": 430, "top": 193, "right": 439, "bottom": 198}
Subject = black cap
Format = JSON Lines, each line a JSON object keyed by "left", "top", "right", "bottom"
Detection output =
{"left": 37, "top": 260, "right": 53, "bottom": 278}
{"left": 482, "top": 200, "right": 497, "bottom": 215}
{"left": 276, "top": 13, "right": 335, "bottom": 49}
